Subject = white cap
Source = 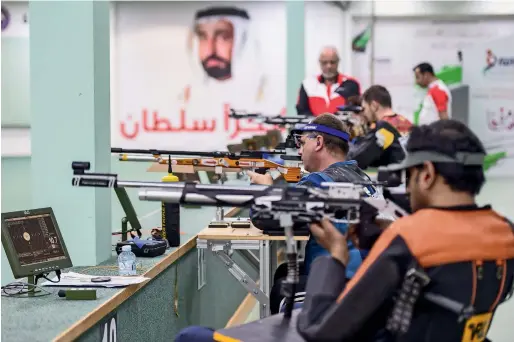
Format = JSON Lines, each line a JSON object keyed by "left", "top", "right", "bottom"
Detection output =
{"left": 122, "top": 245, "right": 132, "bottom": 252}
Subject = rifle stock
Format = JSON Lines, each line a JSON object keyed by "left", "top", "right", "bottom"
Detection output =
{"left": 116, "top": 150, "right": 303, "bottom": 183}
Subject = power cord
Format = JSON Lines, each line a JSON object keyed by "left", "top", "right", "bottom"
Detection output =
{"left": 1, "top": 281, "right": 54, "bottom": 297}
{"left": 1, "top": 270, "right": 61, "bottom": 298}
{"left": 35, "top": 270, "right": 62, "bottom": 285}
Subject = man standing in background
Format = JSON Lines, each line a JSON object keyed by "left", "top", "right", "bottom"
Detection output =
{"left": 296, "top": 46, "right": 361, "bottom": 116}
{"left": 413, "top": 62, "right": 452, "bottom": 125}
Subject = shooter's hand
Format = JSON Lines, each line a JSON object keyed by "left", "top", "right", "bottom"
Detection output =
{"left": 246, "top": 171, "right": 273, "bottom": 185}
{"left": 310, "top": 218, "right": 349, "bottom": 266}
{"left": 348, "top": 218, "right": 393, "bottom": 250}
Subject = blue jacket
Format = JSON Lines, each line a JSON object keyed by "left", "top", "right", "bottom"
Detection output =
{"left": 297, "top": 161, "right": 374, "bottom": 278}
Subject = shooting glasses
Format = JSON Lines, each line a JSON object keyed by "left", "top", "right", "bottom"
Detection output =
{"left": 290, "top": 123, "right": 350, "bottom": 148}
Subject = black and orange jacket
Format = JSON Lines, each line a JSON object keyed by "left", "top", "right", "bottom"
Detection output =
{"left": 348, "top": 120, "right": 405, "bottom": 169}
{"left": 297, "top": 205, "right": 514, "bottom": 342}
{"left": 296, "top": 73, "right": 361, "bottom": 116}
{"left": 381, "top": 113, "right": 413, "bottom": 136}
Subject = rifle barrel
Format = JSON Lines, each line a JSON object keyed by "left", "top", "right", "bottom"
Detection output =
{"left": 138, "top": 186, "right": 280, "bottom": 206}
{"left": 112, "top": 147, "right": 227, "bottom": 157}
{"left": 112, "top": 147, "right": 290, "bottom": 159}
{"left": 117, "top": 180, "right": 185, "bottom": 189}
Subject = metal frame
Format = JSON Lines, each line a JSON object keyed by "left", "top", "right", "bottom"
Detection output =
{"left": 114, "top": 188, "right": 142, "bottom": 241}
{"left": 197, "top": 238, "right": 278, "bottom": 318}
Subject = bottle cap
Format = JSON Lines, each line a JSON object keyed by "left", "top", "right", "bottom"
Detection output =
{"left": 122, "top": 245, "right": 132, "bottom": 252}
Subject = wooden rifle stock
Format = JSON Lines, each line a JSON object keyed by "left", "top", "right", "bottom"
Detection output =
{"left": 155, "top": 157, "right": 302, "bottom": 183}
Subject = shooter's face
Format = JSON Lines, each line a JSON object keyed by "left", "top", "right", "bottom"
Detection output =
{"left": 407, "top": 166, "right": 432, "bottom": 213}
{"left": 361, "top": 100, "right": 377, "bottom": 124}
{"left": 297, "top": 134, "right": 318, "bottom": 173}
{"left": 195, "top": 20, "right": 234, "bottom": 80}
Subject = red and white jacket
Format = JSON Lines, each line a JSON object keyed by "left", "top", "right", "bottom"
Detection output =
{"left": 418, "top": 79, "right": 452, "bottom": 125}
{"left": 296, "top": 73, "right": 361, "bottom": 116}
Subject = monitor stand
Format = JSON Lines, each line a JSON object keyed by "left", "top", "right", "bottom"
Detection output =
{"left": 8, "top": 274, "right": 44, "bottom": 298}
{"left": 26, "top": 275, "right": 42, "bottom": 296}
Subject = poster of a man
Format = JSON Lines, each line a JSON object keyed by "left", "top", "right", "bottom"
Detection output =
{"left": 113, "top": 2, "right": 286, "bottom": 151}
{"left": 169, "top": 5, "right": 283, "bottom": 150}
{"left": 180, "top": 6, "right": 273, "bottom": 108}
{"left": 194, "top": 7, "right": 247, "bottom": 81}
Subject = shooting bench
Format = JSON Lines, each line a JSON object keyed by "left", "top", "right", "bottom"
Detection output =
{"left": 196, "top": 225, "right": 308, "bottom": 318}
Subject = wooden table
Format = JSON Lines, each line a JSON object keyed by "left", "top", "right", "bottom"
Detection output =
{"left": 196, "top": 221, "right": 308, "bottom": 319}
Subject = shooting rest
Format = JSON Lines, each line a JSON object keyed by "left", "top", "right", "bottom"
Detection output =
{"left": 197, "top": 226, "right": 308, "bottom": 318}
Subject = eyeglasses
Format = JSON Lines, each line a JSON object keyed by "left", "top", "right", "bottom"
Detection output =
{"left": 293, "top": 134, "right": 317, "bottom": 148}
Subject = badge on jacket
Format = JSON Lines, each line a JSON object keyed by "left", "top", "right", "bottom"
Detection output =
{"left": 375, "top": 128, "right": 395, "bottom": 150}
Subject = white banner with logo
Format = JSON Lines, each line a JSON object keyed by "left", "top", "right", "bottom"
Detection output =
{"left": 351, "top": 18, "right": 514, "bottom": 123}
{"left": 463, "top": 35, "right": 514, "bottom": 177}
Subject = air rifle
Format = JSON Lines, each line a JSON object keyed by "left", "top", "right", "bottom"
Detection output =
{"left": 112, "top": 148, "right": 304, "bottom": 183}
{"left": 229, "top": 107, "right": 364, "bottom": 134}
{"left": 229, "top": 109, "right": 313, "bottom": 126}
{"left": 71, "top": 161, "right": 408, "bottom": 319}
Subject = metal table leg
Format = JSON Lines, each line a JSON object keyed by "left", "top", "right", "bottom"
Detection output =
{"left": 259, "top": 240, "right": 271, "bottom": 318}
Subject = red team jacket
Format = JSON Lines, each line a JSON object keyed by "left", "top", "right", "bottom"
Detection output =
{"left": 296, "top": 73, "right": 361, "bottom": 116}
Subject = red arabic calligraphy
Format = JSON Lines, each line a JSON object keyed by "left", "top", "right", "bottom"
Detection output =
{"left": 120, "top": 104, "right": 287, "bottom": 140}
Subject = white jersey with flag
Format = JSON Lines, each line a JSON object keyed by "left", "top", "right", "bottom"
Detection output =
{"left": 417, "top": 79, "right": 452, "bottom": 126}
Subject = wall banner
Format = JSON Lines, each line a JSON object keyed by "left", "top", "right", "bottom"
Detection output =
{"left": 462, "top": 35, "right": 514, "bottom": 177}
{"left": 113, "top": 2, "right": 287, "bottom": 151}
{"left": 351, "top": 18, "right": 514, "bottom": 124}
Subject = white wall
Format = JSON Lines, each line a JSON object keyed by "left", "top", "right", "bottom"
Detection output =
{"left": 305, "top": 1, "right": 346, "bottom": 76}
{"left": 349, "top": 0, "right": 514, "bottom": 17}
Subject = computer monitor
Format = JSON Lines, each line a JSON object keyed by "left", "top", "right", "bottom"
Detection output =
{"left": 1, "top": 207, "right": 72, "bottom": 279}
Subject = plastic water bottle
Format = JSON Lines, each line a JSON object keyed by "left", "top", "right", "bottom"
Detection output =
{"left": 118, "top": 245, "right": 137, "bottom": 276}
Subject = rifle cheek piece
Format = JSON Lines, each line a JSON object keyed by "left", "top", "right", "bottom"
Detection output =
{"left": 71, "top": 162, "right": 118, "bottom": 188}
{"left": 72, "top": 161, "right": 91, "bottom": 175}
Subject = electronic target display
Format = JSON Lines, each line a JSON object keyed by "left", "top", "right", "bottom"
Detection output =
{"left": 1, "top": 207, "right": 72, "bottom": 279}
